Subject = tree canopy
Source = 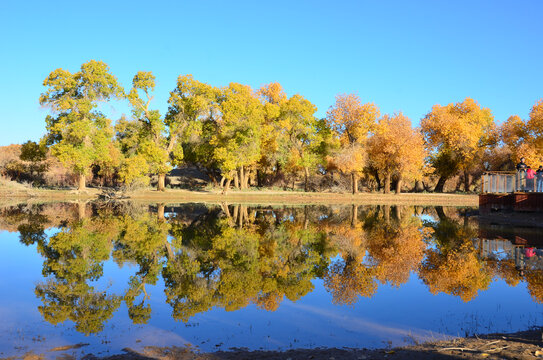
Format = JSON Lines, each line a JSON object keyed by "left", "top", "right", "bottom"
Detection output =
{"left": 34, "top": 60, "right": 541, "bottom": 194}
{"left": 40, "top": 60, "right": 124, "bottom": 190}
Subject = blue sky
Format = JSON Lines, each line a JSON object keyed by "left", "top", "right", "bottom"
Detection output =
{"left": 0, "top": 0, "right": 542, "bottom": 146}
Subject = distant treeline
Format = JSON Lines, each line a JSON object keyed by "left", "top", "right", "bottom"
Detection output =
{"left": 3, "top": 60, "right": 543, "bottom": 193}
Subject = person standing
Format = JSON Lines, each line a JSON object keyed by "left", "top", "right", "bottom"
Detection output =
{"left": 517, "top": 157, "right": 528, "bottom": 191}
{"left": 526, "top": 166, "right": 536, "bottom": 192}
{"left": 537, "top": 165, "right": 543, "bottom": 192}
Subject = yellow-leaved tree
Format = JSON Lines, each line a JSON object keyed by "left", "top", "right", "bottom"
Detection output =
{"left": 212, "top": 83, "right": 265, "bottom": 192}
{"left": 367, "top": 113, "right": 426, "bottom": 193}
{"left": 494, "top": 100, "right": 543, "bottom": 170}
{"left": 40, "top": 60, "right": 124, "bottom": 190}
{"left": 421, "top": 98, "right": 495, "bottom": 192}
{"left": 523, "top": 100, "right": 543, "bottom": 165}
{"left": 326, "top": 94, "right": 379, "bottom": 193}
{"left": 256, "top": 82, "right": 287, "bottom": 185}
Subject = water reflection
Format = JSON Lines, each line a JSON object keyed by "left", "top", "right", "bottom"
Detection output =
{"left": 1, "top": 202, "right": 542, "bottom": 337}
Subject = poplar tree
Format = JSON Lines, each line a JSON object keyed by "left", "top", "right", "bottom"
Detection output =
{"left": 367, "top": 113, "right": 426, "bottom": 194}
{"left": 421, "top": 98, "right": 494, "bottom": 192}
{"left": 122, "top": 73, "right": 216, "bottom": 191}
{"left": 125, "top": 71, "right": 170, "bottom": 190}
{"left": 40, "top": 60, "right": 123, "bottom": 190}
{"left": 164, "top": 75, "right": 217, "bottom": 190}
{"left": 212, "top": 83, "right": 264, "bottom": 192}
{"left": 326, "top": 94, "right": 379, "bottom": 194}
{"left": 278, "top": 94, "right": 321, "bottom": 191}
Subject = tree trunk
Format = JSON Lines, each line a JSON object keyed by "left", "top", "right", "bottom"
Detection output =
{"left": 395, "top": 176, "right": 402, "bottom": 194}
{"left": 238, "top": 208, "right": 243, "bottom": 227}
{"left": 243, "top": 206, "right": 249, "bottom": 223}
{"left": 77, "top": 201, "right": 87, "bottom": 220}
{"left": 232, "top": 205, "right": 239, "bottom": 224}
{"left": 244, "top": 168, "right": 250, "bottom": 188}
{"left": 435, "top": 206, "right": 447, "bottom": 221}
{"left": 384, "top": 205, "right": 390, "bottom": 224}
{"left": 220, "top": 176, "right": 226, "bottom": 188}
{"left": 304, "top": 205, "right": 309, "bottom": 230}
{"left": 414, "top": 180, "right": 424, "bottom": 192}
{"left": 234, "top": 172, "right": 239, "bottom": 189}
{"left": 351, "top": 205, "right": 358, "bottom": 228}
{"left": 373, "top": 170, "right": 381, "bottom": 191}
{"left": 221, "top": 202, "right": 232, "bottom": 222}
{"left": 464, "top": 170, "right": 470, "bottom": 192}
{"left": 239, "top": 166, "right": 245, "bottom": 189}
{"left": 257, "top": 169, "right": 263, "bottom": 187}
{"left": 209, "top": 173, "right": 218, "bottom": 186}
{"left": 164, "top": 240, "right": 174, "bottom": 260}
{"left": 393, "top": 205, "right": 401, "bottom": 221}
{"left": 78, "top": 174, "right": 86, "bottom": 191}
{"left": 304, "top": 167, "right": 309, "bottom": 192}
{"left": 157, "top": 203, "right": 165, "bottom": 221}
{"left": 384, "top": 173, "right": 391, "bottom": 194}
{"left": 223, "top": 178, "right": 232, "bottom": 194}
{"left": 434, "top": 175, "right": 447, "bottom": 193}
{"left": 158, "top": 173, "right": 166, "bottom": 192}
{"left": 352, "top": 172, "right": 358, "bottom": 194}
{"left": 238, "top": 205, "right": 246, "bottom": 227}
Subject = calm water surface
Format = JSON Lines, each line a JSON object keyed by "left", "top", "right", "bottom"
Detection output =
{"left": 0, "top": 202, "right": 542, "bottom": 358}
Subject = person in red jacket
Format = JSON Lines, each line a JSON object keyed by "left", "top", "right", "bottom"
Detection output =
{"left": 526, "top": 166, "right": 536, "bottom": 192}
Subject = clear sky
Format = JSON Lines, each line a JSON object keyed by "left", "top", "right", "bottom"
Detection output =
{"left": 0, "top": 0, "right": 542, "bottom": 146}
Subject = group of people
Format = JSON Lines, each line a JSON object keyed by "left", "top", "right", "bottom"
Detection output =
{"left": 516, "top": 157, "right": 543, "bottom": 192}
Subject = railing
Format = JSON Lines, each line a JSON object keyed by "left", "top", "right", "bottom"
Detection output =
{"left": 481, "top": 171, "right": 538, "bottom": 193}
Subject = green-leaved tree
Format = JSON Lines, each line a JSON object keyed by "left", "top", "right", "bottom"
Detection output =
{"left": 40, "top": 60, "right": 124, "bottom": 190}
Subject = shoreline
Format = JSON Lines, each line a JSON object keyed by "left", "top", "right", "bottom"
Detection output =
{"left": 7, "top": 327, "right": 543, "bottom": 360}
{"left": 0, "top": 187, "right": 479, "bottom": 206}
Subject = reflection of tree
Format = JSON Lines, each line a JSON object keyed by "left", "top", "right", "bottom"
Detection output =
{"left": 419, "top": 211, "right": 491, "bottom": 302}
{"left": 255, "top": 207, "right": 327, "bottom": 310}
{"left": 35, "top": 280, "right": 121, "bottom": 335}
{"left": 524, "top": 270, "right": 543, "bottom": 303}
{"left": 365, "top": 206, "right": 425, "bottom": 287}
{"left": 18, "top": 219, "right": 48, "bottom": 246}
{"left": 321, "top": 205, "right": 376, "bottom": 305}
{"left": 0, "top": 204, "right": 52, "bottom": 246}
{"left": 113, "top": 212, "right": 170, "bottom": 324}
{"left": 486, "top": 258, "right": 522, "bottom": 287}
{"left": 324, "top": 257, "right": 377, "bottom": 305}
{"left": 34, "top": 214, "right": 122, "bottom": 335}
{"left": 5, "top": 201, "right": 513, "bottom": 332}
{"left": 163, "top": 205, "right": 329, "bottom": 321}
{"left": 322, "top": 205, "right": 425, "bottom": 304}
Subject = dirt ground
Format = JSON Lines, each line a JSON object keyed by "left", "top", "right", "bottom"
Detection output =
{"left": 0, "top": 180, "right": 479, "bottom": 207}
{"left": 126, "top": 189, "right": 478, "bottom": 207}
{"left": 7, "top": 328, "right": 543, "bottom": 360}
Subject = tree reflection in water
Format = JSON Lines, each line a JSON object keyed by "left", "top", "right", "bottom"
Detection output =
{"left": 0, "top": 202, "right": 540, "bottom": 335}
{"left": 420, "top": 207, "right": 491, "bottom": 302}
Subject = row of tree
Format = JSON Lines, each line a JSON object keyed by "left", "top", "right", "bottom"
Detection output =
{"left": 37, "top": 60, "right": 543, "bottom": 193}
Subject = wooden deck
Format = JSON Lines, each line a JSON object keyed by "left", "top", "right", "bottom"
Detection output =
{"left": 479, "top": 193, "right": 543, "bottom": 212}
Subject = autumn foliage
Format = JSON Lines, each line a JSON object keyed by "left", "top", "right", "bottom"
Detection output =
{"left": 2, "top": 60, "right": 539, "bottom": 192}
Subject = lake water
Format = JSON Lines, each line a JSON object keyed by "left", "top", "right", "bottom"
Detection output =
{"left": 1, "top": 202, "right": 542, "bottom": 358}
